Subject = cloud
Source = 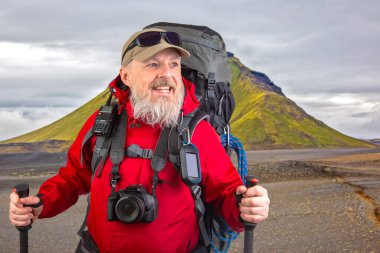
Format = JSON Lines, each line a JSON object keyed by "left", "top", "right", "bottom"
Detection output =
{"left": 0, "top": 42, "right": 115, "bottom": 107}
{"left": 0, "top": 107, "right": 75, "bottom": 141}
{"left": 290, "top": 92, "right": 380, "bottom": 139}
{"left": 0, "top": 0, "right": 379, "bottom": 139}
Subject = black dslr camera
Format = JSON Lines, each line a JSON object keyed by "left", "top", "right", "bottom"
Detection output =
{"left": 107, "top": 185, "right": 158, "bottom": 223}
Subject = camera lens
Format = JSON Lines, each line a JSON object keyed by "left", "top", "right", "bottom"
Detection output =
{"left": 115, "top": 195, "right": 145, "bottom": 223}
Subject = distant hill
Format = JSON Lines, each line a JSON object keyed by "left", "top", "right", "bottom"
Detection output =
{"left": 368, "top": 139, "right": 380, "bottom": 145}
{"left": 0, "top": 56, "right": 376, "bottom": 151}
{"left": 229, "top": 57, "right": 375, "bottom": 149}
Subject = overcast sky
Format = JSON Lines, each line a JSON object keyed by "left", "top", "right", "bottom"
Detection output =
{"left": 0, "top": 0, "right": 379, "bottom": 141}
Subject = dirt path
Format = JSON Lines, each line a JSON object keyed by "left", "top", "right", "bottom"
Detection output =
{"left": 1, "top": 148, "right": 379, "bottom": 252}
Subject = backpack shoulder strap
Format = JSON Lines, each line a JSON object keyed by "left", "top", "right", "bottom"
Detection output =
{"left": 78, "top": 104, "right": 123, "bottom": 237}
{"left": 188, "top": 110, "right": 210, "bottom": 137}
{"left": 168, "top": 109, "right": 209, "bottom": 166}
{"left": 80, "top": 127, "right": 114, "bottom": 178}
{"left": 80, "top": 126, "right": 94, "bottom": 166}
{"left": 167, "top": 109, "right": 211, "bottom": 247}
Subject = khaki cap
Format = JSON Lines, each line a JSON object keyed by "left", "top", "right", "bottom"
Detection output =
{"left": 121, "top": 28, "right": 190, "bottom": 66}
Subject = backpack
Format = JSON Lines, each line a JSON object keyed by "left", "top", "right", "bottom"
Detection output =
{"left": 78, "top": 23, "right": 245, "bottom": 253}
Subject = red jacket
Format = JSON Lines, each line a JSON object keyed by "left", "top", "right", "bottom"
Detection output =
{"left": 38, "top": 76, "right": 243, "bottom": 253}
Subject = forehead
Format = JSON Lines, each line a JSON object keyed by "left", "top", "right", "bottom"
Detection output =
{"left": 144, "top": 48, "right": 181, "bottom": 62}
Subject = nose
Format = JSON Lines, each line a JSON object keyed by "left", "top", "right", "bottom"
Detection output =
{"left": 157, "top": 63, "right": 173, "bottom": 79}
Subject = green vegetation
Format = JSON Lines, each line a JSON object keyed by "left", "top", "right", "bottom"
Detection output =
{"left": 1, "top": 57, "right": 375, "bottom": 150}
{"left": 229, "top": 57, "right": 375, "bottom": 149}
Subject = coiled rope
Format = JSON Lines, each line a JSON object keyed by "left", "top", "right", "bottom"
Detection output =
{"left": 208, "top": 133, "right": 248, "bottom": 253}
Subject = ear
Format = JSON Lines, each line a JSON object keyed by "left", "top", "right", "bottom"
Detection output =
{"left": 119, "top": 66, "right": 131, "bottom": 88}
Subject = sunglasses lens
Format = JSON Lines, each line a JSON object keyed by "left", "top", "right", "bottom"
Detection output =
{"left": 137, "top": 32, "right": 162, "bottom": 46}
{"left": 122, "top": 31, "right": 183, "bottom": 63}
{"left": 164, "top": 32, "right": 181, "bottom": 46}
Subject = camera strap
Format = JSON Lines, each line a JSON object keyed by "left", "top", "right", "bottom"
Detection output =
{"left": 150, "top": 127, "right": 171, "bottom": 196}
{"left": 109, "top": 108, "right": 128, "bottom": 192}
{"left": 151, "top": 127, "right": 171, "bottom": 173}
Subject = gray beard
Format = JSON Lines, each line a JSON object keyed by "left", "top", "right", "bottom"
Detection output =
{"left": 130, "top": 83, "right": 185, "bottom": 127}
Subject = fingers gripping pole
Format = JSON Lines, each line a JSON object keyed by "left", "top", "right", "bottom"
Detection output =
{"left": 13, "top": 183, "right": 32, "bottom": 253}
{"left": 243, "top": 176, "right": 259, "bottom": 253}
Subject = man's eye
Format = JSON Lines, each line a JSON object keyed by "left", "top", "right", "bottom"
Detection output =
{"left": 147, "top": 63, "right": 158, "bottom": 67}
{"left": 170, "top": 62, "right": 179, "bottom": 67}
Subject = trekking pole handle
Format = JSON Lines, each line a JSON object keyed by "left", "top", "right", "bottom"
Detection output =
{"left": 243, "top": 175, "right": 259, "bottom": 253}
{"left": 14, "top": 183, "right": 30, "bottom": 198}
{"left": 13, "top": 183, "right": 31, "bottom": 253}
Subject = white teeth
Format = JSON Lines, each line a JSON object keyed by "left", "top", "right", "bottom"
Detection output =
{"left": 154, "top": 86, "right": 171, "bottom": 92}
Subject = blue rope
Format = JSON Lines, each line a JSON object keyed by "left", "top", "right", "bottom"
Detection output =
{"left": 209, "top": 133, "right": 248, "bottom": 253}
{"left": 221, "top": 133, "right": 248, "bottom": 184}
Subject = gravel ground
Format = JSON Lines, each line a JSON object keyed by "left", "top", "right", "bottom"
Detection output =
{"left": 1, "top": 148, "right": 379, "bottom": 252}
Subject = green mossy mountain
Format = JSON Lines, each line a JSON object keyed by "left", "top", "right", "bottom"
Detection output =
{"left": 229, "top": 57, "right": 374, "bottom": 149}
{"left": 1, "top": 57, "right": 375, "bottom": 150}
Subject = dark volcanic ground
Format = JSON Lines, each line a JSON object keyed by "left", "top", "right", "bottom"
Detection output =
{"left": 0, "top": 152, "right": 66, "bottom": 176}
{"left": 1, "top": 148, "right": 379, "bottom": 252}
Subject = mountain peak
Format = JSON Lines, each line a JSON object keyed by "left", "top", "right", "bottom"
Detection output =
{"left": 228, "top": 55, "right": 284, "bottom": 96}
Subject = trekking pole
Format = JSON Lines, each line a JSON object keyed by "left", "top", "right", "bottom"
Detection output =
{"left": 243, "top": 175, "right": 259, "bottom": 253}
{"left": 13, "top": 183, "right": 32, "bottom": 253}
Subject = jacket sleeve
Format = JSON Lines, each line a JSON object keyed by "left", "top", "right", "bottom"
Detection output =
{"left": 191, "top": 121, "right": 244, "bottom": 232}
{"left": 38, "top": 112, "right": 98, "bottom": 218}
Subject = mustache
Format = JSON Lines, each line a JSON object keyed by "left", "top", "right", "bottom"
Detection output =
{"left": 150, "top": 79, "right": 176, "bottom": 89}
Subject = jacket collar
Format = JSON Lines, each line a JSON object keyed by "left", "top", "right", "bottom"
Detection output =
{"left": 108, "top": 75, "right": 200, "bottom": 117}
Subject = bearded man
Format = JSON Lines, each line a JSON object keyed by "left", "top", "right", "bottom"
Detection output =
{"left": 9, "top": 28, "right": 270, "bottom": 253}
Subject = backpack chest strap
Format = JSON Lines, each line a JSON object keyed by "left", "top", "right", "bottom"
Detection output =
{"left": 126, "top": 144, "right": 153, "bottom": 159}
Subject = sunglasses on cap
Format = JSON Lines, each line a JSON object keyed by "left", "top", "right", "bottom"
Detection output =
{"left": 121, "top": 31, "right": 182, "bottom": 62}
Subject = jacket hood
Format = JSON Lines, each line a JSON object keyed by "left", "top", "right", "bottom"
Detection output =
{"left": 108, "top": 75, "right": 200, "bottom": 116}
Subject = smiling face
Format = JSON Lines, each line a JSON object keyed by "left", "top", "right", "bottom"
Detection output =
{"left": 119, "top": 48, "right": 185, "bottom": 127}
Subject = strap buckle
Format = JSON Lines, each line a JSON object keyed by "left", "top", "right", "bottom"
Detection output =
{"left": 110, "top": 179, "right": 118, "bottom": 188}
{"left": 191, "top": 185, "right": 202, "bottom": 199}
{"left": 126, "top": 144, "right": 153, "bottom": 159}
{"left": 180, "top": 127, "right": 191, "bottom": 146}
{"left": 142, "top": 149, "right": 153, "bottom": 159}
{"left": 109, "top": 170, "right": 120, "bottom": 187}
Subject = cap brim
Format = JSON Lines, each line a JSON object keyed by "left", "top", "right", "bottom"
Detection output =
{"left": 132, "top": 44, "right": 190, "bottom": 62}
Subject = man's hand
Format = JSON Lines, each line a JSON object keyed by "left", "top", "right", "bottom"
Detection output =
{"left": 236, "top": 185, "right": 270, "bottom": 223}
{"left": 9, "top": 192, "right": 43, "bottom": 227}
